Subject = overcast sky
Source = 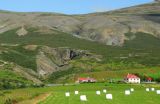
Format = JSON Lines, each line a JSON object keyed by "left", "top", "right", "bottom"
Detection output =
{"left": 0, "top": 0, "right": 153, "bottom": 14}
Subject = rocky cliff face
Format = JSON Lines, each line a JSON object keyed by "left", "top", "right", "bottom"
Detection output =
{"left": 36, "top": 46, "right": 99, "bottom": 77}
{"left": 0, "top": 45, "right": 101, "bottom": 83}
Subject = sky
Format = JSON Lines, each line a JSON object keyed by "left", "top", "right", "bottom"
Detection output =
{"left": 0, "top": 0, "right": 153, "bottom": 14}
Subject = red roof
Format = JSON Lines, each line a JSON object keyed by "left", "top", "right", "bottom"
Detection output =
{"left": 147, "top": 77, "right": 152, "bottom": 81}
{"left": 78, "top": 77, "right": 96, "bottom": 81}
{"left": 78, "top": 78, "right": 88, "bottom": 81}
{"left": 126, "top": 74, "right": 139, "bottom": 79}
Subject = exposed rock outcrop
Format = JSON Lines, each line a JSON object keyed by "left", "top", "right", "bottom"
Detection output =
{"left": 36, "top": 46, "right": 99, "bottom": 77}
{"left": 16, "top": 27, "right": 28, "bottom": 36}
{"left": 23, "top": 45, "right": 38, "bottom": 51}
{"left": 155, "top": 0, "right": 160, "bottom": 2}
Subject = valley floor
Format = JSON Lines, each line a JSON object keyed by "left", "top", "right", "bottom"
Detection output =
{"left": 0, "top": 83, "right": 160, "bottom": 104}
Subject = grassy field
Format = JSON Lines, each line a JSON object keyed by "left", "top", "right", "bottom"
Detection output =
{"left": 0, "top": 83, "right": 159, "bottom": 104}
{"left": 38, "top": 84, "right": 160, "bottom": 104}
{"left": 0, "top": 87, "right": 50, "bottom": 104}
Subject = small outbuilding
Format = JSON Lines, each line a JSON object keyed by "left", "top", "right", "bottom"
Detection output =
{"left": 124, "top": 73, "right": 140, "bottom": 84}
{"left": 77, "top": 77, "right": 97, "bottom": 83}
{"left": 146, "top": 77, "right": 152, "bottom": 82}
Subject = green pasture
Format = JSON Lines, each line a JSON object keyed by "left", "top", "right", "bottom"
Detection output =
{"left": 0, "top": 83, "right": 160, "bottom": 104}
{"left": 39, "top": 83, "right": 160, "bottom": 104}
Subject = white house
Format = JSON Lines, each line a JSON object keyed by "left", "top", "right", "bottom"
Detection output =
{"left": 125, "top": 73, "right": 140, "bottom": 84}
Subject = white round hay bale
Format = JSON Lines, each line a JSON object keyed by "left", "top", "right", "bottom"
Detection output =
{"left": 103, "top": 89, "right": 107, "bottom": 93}
{"left": 156, "top": 90, "right": 160, "bottom": 94}
{"left": 130, "top": 88, "right": 134, "bottom": 92}
{"left": 106, "top": 94, "right": 113, "bottom": 100}
{"left": 125, "top": 90, "right": 131, "bottom": 95}
{"left": 75, "top": 91, "right": 79, "bottom": 95}
{"left": 96, "top": 91, "right": 101, "bottom": 95}
{"left": 151, "top": 88, "right": 155, "bottom": 91}
{"left": 65, "top": 92, "right": 70, "bottom": 97}
{"left": 80, "top": 95, "right": 87, "bottom": 101}
{"left": 146, "top": 88, "right": 150, "bottom": 92}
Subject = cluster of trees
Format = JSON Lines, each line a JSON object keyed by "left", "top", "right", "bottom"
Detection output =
{"left": 0, "top": 79, "right": 44, "bottom": 90}
{"left": 0, "top": 80, "right": 28, "bottom": 90}
{"left": 4, "top": 98, "right": 17, "bottom": 104}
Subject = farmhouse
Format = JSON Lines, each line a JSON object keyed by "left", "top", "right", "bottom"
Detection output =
{"left": 125, "top": 73, "right": 140, "bottom": 84}
{"left": 77, "top": 77, "right": 97, "bottom": 83}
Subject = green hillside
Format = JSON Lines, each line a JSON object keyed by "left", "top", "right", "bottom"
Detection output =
{"left": 1, "top": 29, "right": 160, "bottom": 66}
{"left": 0, "top": 69, "right": 33, "bottom": 90}
{"left": 0, "top": 28, "right": 160, "bottom": 83}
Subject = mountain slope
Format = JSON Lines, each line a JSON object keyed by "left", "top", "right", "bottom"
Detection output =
{"left": 0, "top": 2, "right": 160, "bottom": 46}
{"left": 0, "top": 1, "right": 160, "bottom": 84}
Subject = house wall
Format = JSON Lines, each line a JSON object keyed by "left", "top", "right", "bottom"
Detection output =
{"left": 78, "top": 79, "right": 96, "bottom": 83}
{"left": 79, "top": 80, "right": 88, "bottom": 83}
{"left": 128, "top": 78, "right": 140, "bottom": 83}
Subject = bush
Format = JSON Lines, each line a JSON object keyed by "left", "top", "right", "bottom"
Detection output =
{"left": 4, "top": 98, "right": 12, "bottom": 104}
